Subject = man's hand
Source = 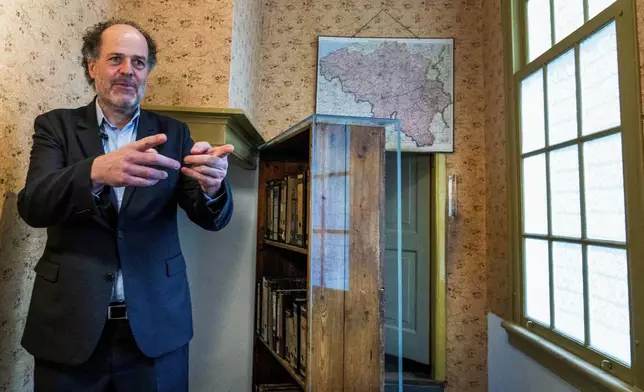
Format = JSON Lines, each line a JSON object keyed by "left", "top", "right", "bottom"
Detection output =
{"left": 90, "top": 133, "right": 180, "bottom": 191}
{"left": 181, "top": 142, "right": 234, "bottom": 198}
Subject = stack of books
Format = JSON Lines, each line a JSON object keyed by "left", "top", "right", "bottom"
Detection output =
{"left": 265, "top": 171, "right": 307, "bottom": 247}
{"left": 256, "top": 276, "right": 308, "bottom": 376}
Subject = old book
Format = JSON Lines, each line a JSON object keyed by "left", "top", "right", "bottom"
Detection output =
{"left": 285, "top": 175, "right": 298, "bottom": 244}
{"left": 292, "top": 298, "right": 307, "bottom": 375}
{"left": 293, "top": 173, "right": 306, "bottom": 247}
{"left": 291, "top": 300, "right": 301, "bottom": 369}
{"left": 279, "top": 178, "right": 287, "bottom": 242}
{"left": 261, "top": 277, "right": 306, "bottom": 348}
{"left": 272, "top": 180, "right": 280, "bottom": 241}
{"left": 299, "top": 300, "right": 307, "bottom": 376}
{"left": 256, "top": 280, "right": 262, "bottom": 334}
{"left": 275, "top": 289, "right": 306, "bottom": 357}
{"left": 266, "top": 181, "right": 274, "bottom": 239}
{"left": 284, "top": 305, "right": 295, "bottom": 365}
{"left": 261, "top": 277, "right": 270, "bottom": 341}
{"left": 270, "top": 289, "right": 277, "bottom": 348}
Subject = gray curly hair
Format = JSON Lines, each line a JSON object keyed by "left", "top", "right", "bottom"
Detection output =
{"left": 81, "top": 19, "right": 157, "bottom": 86}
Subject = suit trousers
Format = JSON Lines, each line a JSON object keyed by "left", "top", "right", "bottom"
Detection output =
{"left": 33, "top": 316, "right": 189, "bottom": 392}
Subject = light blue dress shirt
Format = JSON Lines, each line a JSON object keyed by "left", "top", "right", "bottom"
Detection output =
{"left": 94, "top": 99, "right": 224, "bottom": 303}
{"left": 96, "top": 100, "right": 140, "bottom": 303}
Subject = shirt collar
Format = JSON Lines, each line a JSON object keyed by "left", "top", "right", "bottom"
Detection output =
{"left": 95, "top": 98, "right": 140, "bottom": 130}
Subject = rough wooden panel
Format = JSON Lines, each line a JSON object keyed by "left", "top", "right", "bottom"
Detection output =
{"left": 344, "top": 125, "right": 385, "bottom": 392}
{"left": 310, "top": 287, "right": 345, "bottom": 391}
{"left": 309, "top": 123, "right": 347, "bottom": 392}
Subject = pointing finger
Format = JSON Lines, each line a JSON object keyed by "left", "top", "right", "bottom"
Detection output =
{"left": 210, "top": 144, "right": 234, "bottom": 158}
{"left": 132, "top": 134, "right": 167, "bottom": 152}
{"left": 191, "top": 142, "right": 212, "bottom": 155}
{"left": 132, "top": 151, "right": 181, "bottom": 170}
{"left": 183, "top": 154, "right": 229, "bottom": 167}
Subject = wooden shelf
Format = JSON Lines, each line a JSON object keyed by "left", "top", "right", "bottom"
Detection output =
{"left": 258, "top": 336, "right": 305, "bottom": 389}
{"left": 141, "top": 105, "right": 264, "bottom": 170}
{"left": 263, "top": 239, "right": 308, "bottom": 255}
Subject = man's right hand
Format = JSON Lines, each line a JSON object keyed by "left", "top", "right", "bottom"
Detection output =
{"left": 90, "top": 133, "right": 181, "bottom": 191}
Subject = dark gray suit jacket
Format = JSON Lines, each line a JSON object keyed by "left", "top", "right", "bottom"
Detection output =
{"left": 17, "top": 98, "right": 233, "bottom": 365}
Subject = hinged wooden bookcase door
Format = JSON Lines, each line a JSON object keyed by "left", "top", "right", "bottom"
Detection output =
{"left": 308, "top": 121, "right": 385, "bottom": 392}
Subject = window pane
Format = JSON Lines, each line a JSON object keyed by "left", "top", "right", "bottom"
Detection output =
{"left": 547, "top": 49, "right": 577, "bottom": 145}
{"left": 553, "top": 0, "right": 584, "bottom": 42}
{"left": 523, "top": 154, "right": 548, "bottom": 235}
{"left": 583, "top": 134, "right": 626, "bottom": 242}
{"left": 588, "top": 246, "right": 631, "bottom": 366}
{"left": 553, "top": 242, "right": 584, "bottom": 342}
{"left": 588, "top": 0, "right": 615, "bottom": 20}
{"left": 521, "top": 70, "right": 545, "bottom": 153}
{"left": 580, "top": 22, "right": 620, "bottom": 136}
{"left": 527, "top": 0, "right": 552, "bottom": 61}
{"left": 525, "top": 239, "right": 551, "bottom": 326}
{"left": 550, "top": 146, "right": 581, "bottom": 238}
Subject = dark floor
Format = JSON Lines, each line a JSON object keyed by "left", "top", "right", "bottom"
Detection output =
{"left": 384, "top": 355, "right": 445, "bottom": 391}
{"left": 384, "top": 385, "right": 444, "bottom": 392}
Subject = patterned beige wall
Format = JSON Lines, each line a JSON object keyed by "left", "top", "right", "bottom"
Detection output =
{"left": 0, "top": 0, "right": 245, "bottom": 389}
{"left": 0, "top": 2, "right": 110, "bottom": 390}
{"left": 257, "top": 1, "right": 488, "bottom": 390}
{"left": 482, "top": 0, "right": 509, "bottom": 319}
{"left": 109, "top": 0, "right": 234, "bottom": 109}
{"left": 230, "top": 0, "right": 263, "bottom": 123}
{"left": 4, "top": 0, "right": 644, "bottom": 390}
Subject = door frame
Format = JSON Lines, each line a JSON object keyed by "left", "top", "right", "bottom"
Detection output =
{"left": 430, "top": 153, "right": 448, "bottom": 381}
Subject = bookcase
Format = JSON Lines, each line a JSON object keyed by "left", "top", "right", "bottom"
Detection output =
{"left": 252, "top": 114, "right": 400, "bottom": 392}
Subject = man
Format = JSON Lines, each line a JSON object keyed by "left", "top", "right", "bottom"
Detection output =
{"left": 17, "top": 19, "right": 233, "bottom": 391}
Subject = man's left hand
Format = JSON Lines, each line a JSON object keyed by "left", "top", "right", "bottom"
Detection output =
{"left": 182, "top": 142, "right": 234, "bottom": 198}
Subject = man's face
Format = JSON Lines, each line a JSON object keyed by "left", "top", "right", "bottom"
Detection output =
{"left": 88, "top": 24, "right": 150, "bottom": 112}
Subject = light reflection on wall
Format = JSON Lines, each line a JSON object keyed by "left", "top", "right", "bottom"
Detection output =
{"left": 310, "top": 122, "right": 351, "bottom": 291}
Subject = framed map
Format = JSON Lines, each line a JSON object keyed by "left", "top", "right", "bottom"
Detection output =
{"left": 315, "top": 36, "right": 454, "bottom": 152}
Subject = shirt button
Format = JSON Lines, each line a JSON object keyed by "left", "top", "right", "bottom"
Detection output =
{"left": 117, "top": 230, "right": 125, "bottom": 239}
{"left": 106, "top": 272, "right": 115, "bottom": 281}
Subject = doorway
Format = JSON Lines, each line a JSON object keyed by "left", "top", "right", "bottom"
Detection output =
{"left": 383, "top": 152, "right": 438, "bottom": 389}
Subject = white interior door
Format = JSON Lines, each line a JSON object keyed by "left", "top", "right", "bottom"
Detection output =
{"left": 383, "top": 152, "right": 431, "bottom": 365}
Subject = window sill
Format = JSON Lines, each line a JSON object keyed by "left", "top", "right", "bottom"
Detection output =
{"left": 501, "top": 320, "right": 643, "bottom": 392}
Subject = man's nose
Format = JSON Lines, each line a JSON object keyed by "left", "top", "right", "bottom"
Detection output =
{"left": 119, "top": 59, "right": 133, "bottom": 75}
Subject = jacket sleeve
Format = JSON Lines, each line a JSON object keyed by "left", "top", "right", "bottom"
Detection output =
{"left": 175, "top": 122, "right": 233, "bottom": 231}
{"left": 17, "top": 113, "right": 104, "bottom": 228}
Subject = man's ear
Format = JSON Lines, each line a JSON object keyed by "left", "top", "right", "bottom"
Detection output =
{"left": 88, "top": 60, "right": 96, "bottom": 80}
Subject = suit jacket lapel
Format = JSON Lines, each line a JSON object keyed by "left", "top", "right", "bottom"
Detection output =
{"left": 120, "top": 109, "right": 157, "bottom": 214}
{"left": 75, "top": 97, "right": 117, "bottom": 229}
{"left": 76, "top": 96, "right": 104, "bottom": 159}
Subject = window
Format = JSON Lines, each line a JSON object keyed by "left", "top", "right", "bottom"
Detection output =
{"left": 505, "top": 0, "right": 644, "bottom": 388}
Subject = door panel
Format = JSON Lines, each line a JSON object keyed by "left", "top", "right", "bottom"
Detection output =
{"left": 384, "top": 250, "right": 417, "bottom": 330}
{"left": 384, "top": 152, "right": 431, "bottom": 365}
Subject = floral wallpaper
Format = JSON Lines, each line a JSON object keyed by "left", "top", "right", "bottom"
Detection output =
{"left": 3, "top": 0, "right": 644, "bottom": 390}
{"left": 0, "top": 1, "right": 110, "bottom": 390}
{"left": 0, "top": 0, "right": 245, "bottom": 389}
{"left": 229, "top": 0, "right": 263, "bottom": 124}
{"left": 109, "top": 0, "right": 234, "bottom": 109}
{"left": 257, "top": 0, "right": 488, "bottom": 390}
{"left": 482, "top": 0, "right": 509, "bottom": 319}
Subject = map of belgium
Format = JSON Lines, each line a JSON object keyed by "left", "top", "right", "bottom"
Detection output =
{"left": 316, "top": 37, "right": 454, "bottom": 152}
